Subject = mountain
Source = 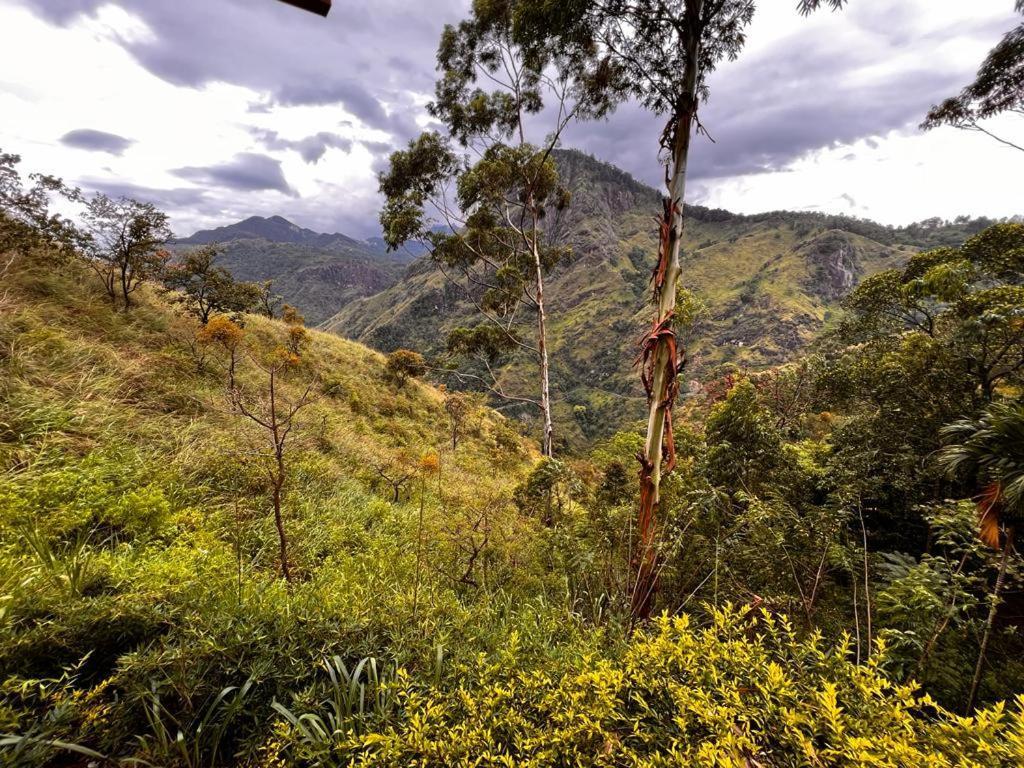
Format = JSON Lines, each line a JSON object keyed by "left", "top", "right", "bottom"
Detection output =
{"left": 323, "top": 149, "right": 993, "bottom": 450}
{"left": 171, "top": 216, "right": 412, "bottom": 325}
{"left": 178, "top": 215, "right": 374, "bottom": 252}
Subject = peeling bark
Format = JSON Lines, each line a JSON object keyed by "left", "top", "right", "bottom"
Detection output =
{"left": 631, "top": 2, "right": 702, "bottom": 623}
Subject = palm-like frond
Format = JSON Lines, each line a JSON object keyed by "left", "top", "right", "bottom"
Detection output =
{"left": 939, "top": 401, "right": 1024, "bottom": 539}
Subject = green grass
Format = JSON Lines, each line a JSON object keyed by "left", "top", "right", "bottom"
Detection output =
{"left": 0, "top": 250, "right": 561, "bottom": 762}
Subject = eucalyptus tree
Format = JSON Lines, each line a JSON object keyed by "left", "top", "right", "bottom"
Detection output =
{"left": 378, "top": 0, "right": 619, "bottom": 457}
{"left": 522, "top": 0, "right": 847, "bottom": 620}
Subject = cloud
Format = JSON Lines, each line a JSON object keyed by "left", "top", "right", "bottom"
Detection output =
{"left": 15, "top": 0, "right": 461, "bottom": 142}
{"left": 274, "top": 80, "right": 387, "bottom": 121}
{"left": 7, "top": 0, "right": 1019, "bottom": 237}
{"left": 249, "top": 128, "right": 398, "bottom": 168}
{"left": 173, "top": 152, "right": 296, "bottom": 196}
{"left": 60, "top": 128, "right": 134, "bottom": 155}
{"left": 566, "top": 44, "right": 962, "bottom": 190}
{"left": 563, "top": 3, "right": 1018, "bottom": 189}
{"left": 250, "top": 128, "right": 352, "bottom": 164}
{"left": 89, "top": 182, "right": 209, "bottom": 208}
{"left": 19, "top": 0, "right": 100, "bottom": 24}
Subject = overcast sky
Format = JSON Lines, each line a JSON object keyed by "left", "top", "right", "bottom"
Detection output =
{"left": 1, "top": 0, "right": 1020, "bottom": 238}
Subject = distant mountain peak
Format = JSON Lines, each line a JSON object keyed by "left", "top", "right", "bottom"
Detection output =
{"left": 175, "top": 215, "right": 370, "bottom": 252}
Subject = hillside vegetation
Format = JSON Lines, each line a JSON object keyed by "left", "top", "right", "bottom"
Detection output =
{"left": 4, "top": 185, "right": 1024, "bottom": 766}
{"left": 325, "top": 150, "right": 996, "bottom": 450}
{"left": 0, "top": 246, "right": 554, "bottom": 763}
{"left": 5, "top": 194, "right": 1024, "bottom": 764}
{"left": 4, "top": 0, "right": 1024, "bottom": 760}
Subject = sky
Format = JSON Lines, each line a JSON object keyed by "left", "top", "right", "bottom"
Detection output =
{"left": 0, "top": 0, "right": 1020, "bottom": 239}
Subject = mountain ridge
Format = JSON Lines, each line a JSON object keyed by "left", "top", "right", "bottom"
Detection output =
{"left": 169, "top": 215, "right": 412, "bottom": 325}
{"left": 168, "top": 152, "right": 1004, "bottom": 448}
{"left": 175, "top": 214, "right": 388, "bottom": 254}
{"left": 322, "top": 148, "right": 999, "bottom": 449}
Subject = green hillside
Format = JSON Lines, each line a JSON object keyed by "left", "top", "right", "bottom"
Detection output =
{"left": 0, "top": 246, "right": 548, "bottom": 759}
{"left": 324, "top": 149, "right": 987, "bottom": 449}
{"left": 5, "top": 0, "right": 1024, "bottom": 758}
{"left": 4, "top": 236, "right": 1024, "bottom": 765}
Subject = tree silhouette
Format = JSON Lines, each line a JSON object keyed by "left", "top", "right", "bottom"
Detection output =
{"left": 923, "top": 3, "right": 1024, "bottom": 152}
{"left": 83, "top": 194, "right": 170, "bottom": 310}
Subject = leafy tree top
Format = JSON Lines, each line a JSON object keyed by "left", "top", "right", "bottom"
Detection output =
{"left": 923, "top": 3, "right": 1023, "bottom": 147}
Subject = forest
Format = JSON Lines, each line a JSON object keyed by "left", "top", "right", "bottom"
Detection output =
{"left": 2, "top": 0, "right": 1024, "bottom": 766}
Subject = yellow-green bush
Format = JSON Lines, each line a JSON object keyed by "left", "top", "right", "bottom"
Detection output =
{"left": 269, "top": 608, "right": 1024, "bottom": 767}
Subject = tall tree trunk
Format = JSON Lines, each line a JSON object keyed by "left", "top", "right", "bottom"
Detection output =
{"left": 858, "top": 500, "right": 873, "bottom": 657}
{"left": 631, "top": 3, "right": 702, "bottom": 623}
{"left": 120, "top": 262, "right": 132, "bottom": 310}
{"left": 967, "top": 529, "right": 1013, "bottom": 713}
{"left": 533, "top": 240, "right": 554, "bottom": 458}
{"left": 916, "top": 552, "right": 970, "bottom": 678}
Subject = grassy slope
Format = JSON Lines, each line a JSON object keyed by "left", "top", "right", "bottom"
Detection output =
{"left": 0, "top": 255, "right": 528, "bottom": 492}
{"left": 0, "top": 251, "right": 562, "bottom": 756}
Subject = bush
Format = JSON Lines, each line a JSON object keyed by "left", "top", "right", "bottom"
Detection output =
{"left": 266, "top": 607, "right": 1024, "bottom": 766}
{"left": 383, "top": 349, "right": 427, "bottom": 388}
{"left": 0, "top": 448, "right": 174, "bottom": 540}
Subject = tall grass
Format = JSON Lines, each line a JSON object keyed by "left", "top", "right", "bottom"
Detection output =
{"left": 272, "top": 655, "right": 397, "bottom": 747}
{"left": 131, "top": 678, "right": 254, "bottom": 768}
{"left": 20, "top": 526, "right": 95, "bottom": 598}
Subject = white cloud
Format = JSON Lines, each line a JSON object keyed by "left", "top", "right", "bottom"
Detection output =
{"left": 694, "top": 115, "right": 1023, "bottom": 225}
{"left": 0, "top": 3, "right": 390, "bottom": 236}
{"left": 0, "top": 0, "right": 1021, "bottom": 238}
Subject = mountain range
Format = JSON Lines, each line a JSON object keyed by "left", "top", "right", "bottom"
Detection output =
{"left": 171, "top": 215, "right": 416, "bottom": 324}
{"left": 177, "top": 151, "right": 998, "bottom": 448}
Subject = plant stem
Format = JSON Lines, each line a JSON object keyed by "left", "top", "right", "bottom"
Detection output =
{"left": 413, "top": 474, "right": 426, "bottom": 623}
{"left": 967, "top": 530, "right": 1014, "bottom": 713}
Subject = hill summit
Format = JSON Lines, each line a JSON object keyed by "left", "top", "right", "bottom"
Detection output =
{"left": 171, "top": 216, "right": 412, "bottom": 325}
{"left": 177, "top": 215, "right": 379, "bottom": 253}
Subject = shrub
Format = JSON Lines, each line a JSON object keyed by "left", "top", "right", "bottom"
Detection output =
{"left": 383, "top": 349, "right": 427, "bottom": 388}
{"left": 266, "top": 607, "right": 1024, "bottom": 767}
{"left": 0, "top": 448, "right": 174, "bottom": 540}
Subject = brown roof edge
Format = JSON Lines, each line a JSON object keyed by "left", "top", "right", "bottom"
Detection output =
{"left": 277, "top": 0, "right": 331, "bottom": 17}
